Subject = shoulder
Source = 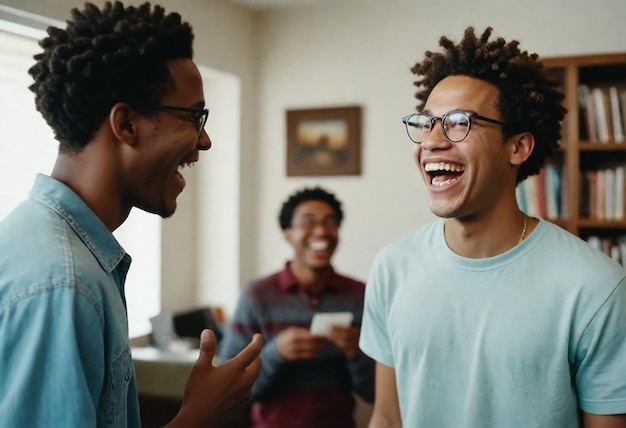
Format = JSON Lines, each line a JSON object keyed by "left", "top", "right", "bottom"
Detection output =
{"left": 374, "top": 220, "right": 440, "bottom": 264}
{"left": 0, "top": 202, "right": 112, "bottom": 316}
{"left": 243, "top": 270, "right": 284, "bottom": 299}
{"left": 539, "top": 221, "right": 624, "bottom": 277}
{"left": 0, "top": 201, "right": 71, "bottom": 294}
{"left": 333, "top": 271, "right": 365, "bottom": 289}
{"left": 529, "top": 221, "right": 626, "bottom": 305}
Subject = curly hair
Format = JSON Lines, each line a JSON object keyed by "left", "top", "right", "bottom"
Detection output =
{"left": 411, "top": 27, "right": 566, "bottom": 184}
{"left": 28, "top": 1, "right": 194, "bottom": 152}
{"left": 278, "top": 187, "right": 344, "bottom": 230}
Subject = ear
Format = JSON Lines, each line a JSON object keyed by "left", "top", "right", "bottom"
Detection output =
{"left": 509, "top": 132, "right": 535, "bottom": 166}
{"left": 109, "top": 102, "right": 138, "bottom": 146}
{"left": 283, "top": 228, "right": 294, "bottom": 244}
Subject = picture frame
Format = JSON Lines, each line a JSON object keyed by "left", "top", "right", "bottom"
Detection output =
{"left": 286, "top": 106, "right": 362, "bottom": 176}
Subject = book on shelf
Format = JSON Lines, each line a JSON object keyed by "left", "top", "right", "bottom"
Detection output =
{"left": 517, "top": 164, "right": 562, "bottom": 219}
{"left": 586, "top": 235, "right": 601, "bottom": 251}
{"left": 544, "top": 163, "right": 560, "bottom": 219}
{"left": 536, "top": 169, "right": 548, "bottom": 219}
{"left": 517, "top": 176, "right": 537, "bottom": 217}
{"left": 522, "top": 173, "right": 540, "bottom": 217}
{"left": 587, "top": 169, "right": 598, "bottom": 219}
{"left": 580, "top": 166, "right": 626, "bottom": 221}
{"left": 580, "top": 170, "right": 590, "bottom": 218}
{"left": 619, "top": 235, "right": 626, "bottom": 268}
{"left": 609, "top": 86, "right": 625, "bottom": 143}
{"left": 604, "top": 168, "right": 614, "bottom": 220}
{"left": 585, "top": 234, "right": 626, "bottom": 268}
{"left": 591, "top": 87, "right": 612, "bottom": 143}
{"left": 621, "top": 90, "right": 626, "bottom": 142}
{"left": 560, "top": 166, "right": 568, "bottom": 219}
{"left": 609, "top": 241, "right": 619, "bottom": 261}
{"left": 596, "top": 168, "right": 606, "bottom": 220}
{"left": 616, "top": 166, "right": 625, "bottom": 220}
{"left": 579, "top": 84, "right": 597, "bottom": 142}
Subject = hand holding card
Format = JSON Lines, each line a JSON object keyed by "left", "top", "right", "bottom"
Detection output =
{"left": 310, "top": 312, "right": 354, "bottom": 337}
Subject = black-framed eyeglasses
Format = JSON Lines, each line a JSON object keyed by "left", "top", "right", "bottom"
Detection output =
{"left": 149, "top": 105, "right": 209, "bottom": 137}
{"left": 401, "top": 110, "right": 503, "bottom": 144}
{"left": 292, "top": 216, "right": 339, "bottom": 231}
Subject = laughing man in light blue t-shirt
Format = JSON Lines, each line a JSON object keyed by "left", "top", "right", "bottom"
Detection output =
{"left": 360, "top": 27, "right": 626, "bottom": 428}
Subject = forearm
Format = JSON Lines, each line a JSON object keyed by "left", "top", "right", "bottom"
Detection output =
{"left": 368, "top": 362, "right": 402, "bottom": 427}
{"left": 583, "top": 413, "right": 626, "bottom": 428}
{"left": 368, "top": 412, "right": 403, "bottom": 428}
{"left": 346, "top": 350, "right": 376, "bottom": 402}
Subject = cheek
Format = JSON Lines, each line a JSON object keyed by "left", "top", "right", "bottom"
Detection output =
{"left": 285, "top": 230, "right": 304, "bottom": 246}
{"left": 413, "top": 144, "right": 421, "bottom": 164}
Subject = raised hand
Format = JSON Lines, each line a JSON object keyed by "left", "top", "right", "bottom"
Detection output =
{"left": 275, "top": 327, "right": 329, "bottom": 360}
{"left": 328, "top": 325, "right": 361, "bottom": 358}
{"left": 166, "top": 329, "right": 264, "bottom": 428}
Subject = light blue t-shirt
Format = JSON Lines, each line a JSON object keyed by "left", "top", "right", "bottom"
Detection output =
{"left": 0, "top": 174, "right": 140, "bottom": 427}
{"left": 360, "top": 218, "right": 626, "bottom": 427}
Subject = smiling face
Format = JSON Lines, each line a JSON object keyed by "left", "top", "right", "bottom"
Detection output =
{"left": 284, "top": 200, "right": 339, "bottom": 273}
{"left": 125, "top": 58, "right": 211, "bottom": 218}
{"left": 415, "top": 75, "right": 517, "bottom": 220}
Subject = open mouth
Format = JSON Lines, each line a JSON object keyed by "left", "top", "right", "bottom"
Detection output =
{"left": 309, "top": 240, "right": 329, "bottom": 251}
{"left": 175, "top": 161, "right": 195, "bottom": 188}
{"left": 424, "top": 161, "right": 465, "bottom": 187}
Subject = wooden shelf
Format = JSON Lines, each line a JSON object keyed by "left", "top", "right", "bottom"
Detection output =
{"left": 577, "top": 219, "right": 626, "bottom": 229}
{"left": 579, "top": 143, "right": 626, "bottom": 151}
{"left": 540, "top": 53, "right": 626, "bottom": 246}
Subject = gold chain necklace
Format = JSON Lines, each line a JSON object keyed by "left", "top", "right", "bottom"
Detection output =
{"left": 518, "top": 215, "right": 528, "bottom": 245}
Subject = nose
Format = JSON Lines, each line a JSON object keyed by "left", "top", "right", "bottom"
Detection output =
{"left": 197, "top": 129, "right": 212, "bottom": 151}
{"left": 311, "top": 222, "right": 327, "bottom": 234}
{"left": 420, "top": 119, "right": 451, "bottom": 151}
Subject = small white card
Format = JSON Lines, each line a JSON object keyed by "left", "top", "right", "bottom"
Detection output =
{"left": 310, "top": 312, "right": 354, "bottom": 337}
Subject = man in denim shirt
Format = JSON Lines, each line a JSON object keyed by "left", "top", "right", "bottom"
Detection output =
{"left": 0, "top": 2, "right": 263, "bottom": 427}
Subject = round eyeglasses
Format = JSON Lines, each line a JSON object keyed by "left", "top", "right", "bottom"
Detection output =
{"left": 292, "top": 216, "right": 339, "bottom": 231}
{"left": 401, "top": 110, "right": 503, "bottom": 144}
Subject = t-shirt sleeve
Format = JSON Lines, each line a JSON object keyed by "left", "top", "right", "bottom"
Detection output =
{"left": 359, "top": 249, "right": 395, "bottom": 367}
{"left": 576, "top": 278, "right": 626, "bottom": 415}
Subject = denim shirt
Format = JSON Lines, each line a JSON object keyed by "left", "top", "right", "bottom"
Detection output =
{"left": 0, "top": 174, "right": 141, "bottom": 427}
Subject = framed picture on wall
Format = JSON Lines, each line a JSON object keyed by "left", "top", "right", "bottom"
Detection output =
{"left": 286, "top": 106, "right": 362, "bottom": 176}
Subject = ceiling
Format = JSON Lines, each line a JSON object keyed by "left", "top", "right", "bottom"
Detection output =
{"left": 226, "top": 0, "right": 331, "bottom": 11}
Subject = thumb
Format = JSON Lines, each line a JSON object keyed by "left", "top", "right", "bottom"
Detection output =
{"left": 197, "top": 329, "right": 217, "bottom": 363}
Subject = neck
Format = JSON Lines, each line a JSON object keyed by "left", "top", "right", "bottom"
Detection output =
{"left": 518, "top": 214, "right": 528, "bottom": 244}
{"left": 51, "top": 146, "right": 130, "bottom": 232}
{"left": 290, "top": 261, "right": 333, "bottom": 291}
{"left": 444, "top": 210, "right": 533, "bottom": 259}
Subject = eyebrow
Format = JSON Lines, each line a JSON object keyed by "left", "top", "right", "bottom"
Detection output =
{"left": 422, "top": 109, "right": 470, "bottom": 116}
{"left": 298, "top": 213, "right": 336, "bottom": 219}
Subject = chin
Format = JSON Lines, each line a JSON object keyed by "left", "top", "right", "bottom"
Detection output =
{"left": 429, "top": 200, "right": 463, "bottom": 219}
{"left": 309, "top": 261, "right": 332, "bottom": 272}
{"left": 156, "top": 201, "right": 177, "bottom": 219}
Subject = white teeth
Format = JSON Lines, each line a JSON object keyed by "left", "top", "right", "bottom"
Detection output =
{"left": 431, "top": 177, "right": 460, "bottom": 187}
{"left": 178, "top": 162, "right": 194, "bottom": 170}
{"left": 309, "top": 241, "right": 328, "bottom": 251}
{"left": 424, "top": 162, "right": 464, "bottom": 172}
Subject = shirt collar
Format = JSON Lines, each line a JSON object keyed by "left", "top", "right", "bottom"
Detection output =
{"left": 30, "top": 174, "right": 128, "bottom": 273}
{"left": 277, "top": 261, "right": 344, "bottom": 293}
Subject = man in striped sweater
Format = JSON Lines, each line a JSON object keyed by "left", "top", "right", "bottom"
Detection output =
{"left": 219, "top": 187, "right": 374, "bottom": 428}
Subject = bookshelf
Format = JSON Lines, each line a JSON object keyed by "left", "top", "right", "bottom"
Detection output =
{"left": 518, "top": 53, "right": 626, "bottom": 265}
